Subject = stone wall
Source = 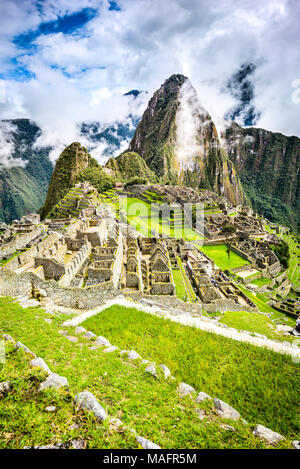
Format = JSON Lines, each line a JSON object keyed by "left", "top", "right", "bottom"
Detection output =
{"left": 59, "top": 238, "right": 92, "bottom": 287}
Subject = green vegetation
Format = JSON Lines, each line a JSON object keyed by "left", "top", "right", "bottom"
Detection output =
{"left": 199, "top": 245, "right": 249, "bottom": 271}
{"left": 250, "top": 277, "right": 272, "bottom": 287}
{"left": 0, "top": 297, "right": 287, "bottom": 449}
{"left": 270, "top": 240, "right": 290, "bottom": 269}
{"left": 106, "top": 152, "right": 156, "bottom": 183}
{"left": 177, "top": 257, "right": 197, "bottom": 302}
{"left": 42, "top": 142, "right": 97, "bottom": 218}
{"left": 77, "top": 163, "right": 115, "bottom": 194}
{"left": 118, "top": 196, "right": 203, "bottom": 241}
{"left": 172, "top": 268, "right": 187, "bottom": 301}
{"left": 82, "top": 304, "right": 299, "bottom": 438}
{"left": 219, "top": 310, "right": 294, "bottom": 342}
{"left": 225, "top": 122, "right": 300, "bottom": 232}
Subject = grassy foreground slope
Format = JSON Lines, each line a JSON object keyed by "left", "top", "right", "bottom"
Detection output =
{"left": 0, "top": 298, "right": 298, "bottom": 448}
{"left": 82, "top": 305, "right": 300, "bottom": 439}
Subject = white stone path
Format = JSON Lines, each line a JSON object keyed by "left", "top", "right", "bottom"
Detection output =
{"left": 62, "top": 297, "right": 300, "bottom": 360}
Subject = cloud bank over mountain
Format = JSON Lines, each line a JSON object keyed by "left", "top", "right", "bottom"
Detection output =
{"left": 0, "top": 0, "right": 299, "bottom": 165}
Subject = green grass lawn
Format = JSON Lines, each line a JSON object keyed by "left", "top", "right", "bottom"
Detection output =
{"left": 218, "top": 311, "right": 293, "bottom": 342}
{"left": 172, "top": 268, "right": 187, "bottom": 301}
{"left": 199, "top": 245, "right": 249, "bottom": 271}
{"left": 118, "top": 197, "right": 203, "bottom": 241}
{"left": 1, "top": 297, "right": 289, "bottom": 449}
{"left": 82, "top": 305, "right": 300, "bottom": 440}
{"left": 250, "top": 277, "right": 272, "bottom": 287}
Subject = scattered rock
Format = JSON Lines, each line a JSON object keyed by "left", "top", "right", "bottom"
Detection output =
{"left": 85, "top": 331, "right": 97, "bottom": 340}
{"left": 195, "top": 392, "right": 212, "bottom": 403}
{"left": 66, "top": 335, "right": 78, "bottom": 343}
{"left": 145, "top": 363, "right": 158, "bottom": 378}
{"left": 109, "top": 418, "right": 123, "bottom": 428}
{"left": 136, "top": 436, "right": 161, "bottom": 449}
{"left": 75, "top": 326, "right": 86, "bottom": 334}
{"left": 74, "top": 391, "right": 106, "bottom": 421}
{"left": 195, "top": 409, "right": 206, "bottom": 420}
{"left": 253, "top": 424, "right": 285, "bottom": 444}
{"left": 15, "top": 341, "right": 36, "bottom": 358}
{"left": 127, "top": 350, "right": 141, "bottom": 360}
{"left": 177, "top": 382, "right": 196, "bottom": 396}
{"left": 40, "top": 373, "right": 69, "bottom": 391}
{"left": 103, "top": 345, "right": 119, "bottom": 353}
{"left": 2, "top": 334, "right": 14, "bottom": 343}
{"left": 292, "top": 440, "right": 300, "bottom": 449}
{"left": 68, "top": 423, "right": 80, "bottom": 430}
{"left": 24, "top": 443, "right": 66, "bottom": 449}
{"left": 58, "top": 330, "right": 68, "bottom": 336}
{"left": 219, "top": 423, "right": 236, "bottom": 432}
{"left": 0, "top": 381, "right": 11, "bottom": 395}
{"left": 70, "top": 439, "right": 85, "bottom": 449}
{"left": 89, "top": 346, "right": 98, "bottom": 351}
{"left": 160, "top": 364, "right": 171, "bottom": 379}
{"left": 45, "top": 406, "right": 56, "bottom": 412}
{"left": 30, "top": 357, "right": 51, "bottom": 374}
{"left": 95, "top": 336, "right": 111, "bottom": 347}
{"left": 44, "top": 318, "right": 52, "bottom": 324}
{"left": 214, "top": 398, "right": 240, "bottom": 421}
{"left": 141, "top": 359, "right": 150, "bottom": 365}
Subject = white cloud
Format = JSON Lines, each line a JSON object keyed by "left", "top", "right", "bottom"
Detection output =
{"left": 0, "top": 121, "right": 28, "bottom": 168}
{"left": 0, "top": 0, "right": 299, "bottom": 167}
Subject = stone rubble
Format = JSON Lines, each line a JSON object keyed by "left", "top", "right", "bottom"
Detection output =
{"left": 74, "top": 391, "right": 106, "bottom": 421}
{"left": 252, "top": 424, "right": 285, "bottom": 444}
{"left": 214, "top": 398, "right": 240, "bottom": 421}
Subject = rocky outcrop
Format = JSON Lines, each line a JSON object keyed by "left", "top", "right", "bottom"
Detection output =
{"left": 129, "top": 74, "right": 245, "bottom": 204}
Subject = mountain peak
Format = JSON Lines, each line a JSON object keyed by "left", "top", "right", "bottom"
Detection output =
{"left": 41, "top": 142, "right": 92, "bottom": 218}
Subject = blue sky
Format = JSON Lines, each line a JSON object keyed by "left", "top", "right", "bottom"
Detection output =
{"left": 0, "top": 0, "right": 299, "bottom": 162}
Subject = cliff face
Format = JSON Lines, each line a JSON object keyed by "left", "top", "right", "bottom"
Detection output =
{"left": 41, "top": 142, "right": 91, "bottom": 218}
{"left": 128, "top": 74, "right": 245, "bottom": 204}
{"left": 224, "top": 122, "right": 300, "bottom": 231}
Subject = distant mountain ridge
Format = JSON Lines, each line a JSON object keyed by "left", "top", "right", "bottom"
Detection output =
{"left": 0, "top": 78, "right": 299, "bottom": 232}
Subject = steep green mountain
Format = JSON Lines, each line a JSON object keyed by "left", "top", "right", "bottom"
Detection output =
{"left": 128, "top": 74, "right": 245, "bottom": 204}
{"left": 41, "top": 142, "right": 93, "bottom": 218}
{"left": 0, "top": 119, "right": 53, "bottom": 223}
{"left": 105, "top": 151, "right": 156, "bottom": 183}
{"left": 224, "top": 122, "right": 300, "bottom": 231}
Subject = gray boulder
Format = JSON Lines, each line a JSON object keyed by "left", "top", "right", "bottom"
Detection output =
{"left": 0, "top": 381, "right": 11, "bottom": 395}
{"left": 127, "top": 350, "right": 141, "bottom": 360}
{"left": 74, "top": 391, "right": 106, "bottom": 421}
{"left": 136, "top": 436, "right": 161, "bottom": 449}
{"left": 195, "top": 392, "right": 212, "bottom": 403}
{"left": 292, "top": 440, "right": 300, "bottom": 449}
{"left": 160, "top": 364, "right": 171, "bottom": 379}
{"left": 103, "top": 345, "right": 119, "bottom": 353}
{"left": 66, "top": 335, "right": 78, "bottom": 343}
{"left": 75, "top": 326, "right": 87, "bottom": 334}
{"left": 177, "top": 382, "right": 196, "bottom": 396}
{"left": 15, "top": 341, "right": 36, "bottom": 358}
{"left": 40, "top": 373, "right": 69, "bottom": 391}
{"left": 95, "top": 336, "right": 111, "bottom": 347}
{"left": 30, "top": 357, "right": 51, "bottom": 374}
{"left": 253, "top": 424, "right": 285, "bottom": 444}
{"left": 85, "top": 331, "right": 97, "bottom": 340}
{"left": 2, "top": 334, "right": 14, "bottom": 343}
{"left": 214, "top": 398, "right": 240, "bottom": 420}
{"left": 145, "top": 363, "right": 158, "bottom": 378}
